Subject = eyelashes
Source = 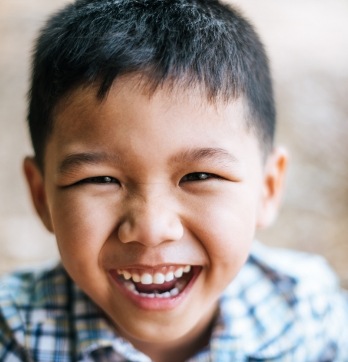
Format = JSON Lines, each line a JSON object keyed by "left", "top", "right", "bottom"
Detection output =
{"left": 180, "top": 172, "right": 219, "bottom": 183}
{"left": 75, "top": 176, "right": 120, "bottom": 185}
{"left": 68, "top": 172, "right": 222, "bottom": 188}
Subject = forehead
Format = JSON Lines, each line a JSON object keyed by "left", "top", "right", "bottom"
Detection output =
{"left": 52, "top": 76, "right": 251, "bottom": 137}
{"left": 45, "top": 76, "right": 264, "bottom": 176}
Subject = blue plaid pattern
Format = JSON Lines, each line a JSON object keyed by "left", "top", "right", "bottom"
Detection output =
{"left": 1, "top": 242, "right": 348, "bottom": 361}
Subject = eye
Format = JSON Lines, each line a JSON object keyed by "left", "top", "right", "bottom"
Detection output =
{"left": 76, "top": 176, "right": 120, "bottom": 185}
{"left": 180, "top": 172, "right": 218, "bottom": 183}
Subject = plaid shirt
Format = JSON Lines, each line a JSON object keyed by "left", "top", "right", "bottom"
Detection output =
{"left": 1, "top": 242, "right": 348, "bottom": 362}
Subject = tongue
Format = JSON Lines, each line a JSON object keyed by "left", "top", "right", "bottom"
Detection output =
{"left": 134, "top": 279, "right": 177, "bottom": 294}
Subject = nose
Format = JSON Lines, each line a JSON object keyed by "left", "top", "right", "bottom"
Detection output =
{"left": 117, "top": 191, "right": 184, "bottom": 247}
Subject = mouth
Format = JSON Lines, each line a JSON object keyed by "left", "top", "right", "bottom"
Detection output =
{"left": 109, "top": 265, "right": 201, "bottom": 309}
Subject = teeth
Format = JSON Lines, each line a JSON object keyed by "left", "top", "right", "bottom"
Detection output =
{"left": 176, "top": 279, "right": 186, "bottom": 291}
{"left": 183, "top": 265, "right": 191, "bottom": 273}
{"left": 124, "top": 280, "right": 185, "bottom": 299}
{"left": 118, "top": 265, "right": 192, "bottom": 285}
{"left": 140, "top": 292, "right": 155, "bottom": 298}
{"left": 132, "top": 273, "right": 141, "bottom": 283}
{"left": 123, "top": 270, "right": 132, "bottom": 280}
{"left": 161, "top": 292, "right": 171, "bottom": 298}
{"left": 141, "top": 273, "right": 153, "bottom": 285}
{"left": 174, "top": 267, "right": 184, "bottom": 278}
{"left": 124, "top": 281, "right": 136, "bottom": 292}
{"left": 153, "top": 272, "right": 165, "bottom": 284}
{"left": 165, "top": 271, "right": 174, "bottom": 282}
{"left": 170, "top": 287, "right": 179, "bottom": 296}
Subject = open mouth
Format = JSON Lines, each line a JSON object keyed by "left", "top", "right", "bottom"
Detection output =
{"left": 110, "top": 265, "right": 200, "bottom": 300}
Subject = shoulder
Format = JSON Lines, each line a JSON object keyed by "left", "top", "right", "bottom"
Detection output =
{"left": 218, "top": 242, "right": 348, "bottom": 360}
{"left": 249, "top": 241, "right": 338, "bottom": 295}
{"left": 0, "top": 262, "right": 70, "bottom": 313}
{"left": 224, "top": 241, "right": 340, "bottom": 310}
{"left": 0, "top": 263, "right": 72, "bottom": 360}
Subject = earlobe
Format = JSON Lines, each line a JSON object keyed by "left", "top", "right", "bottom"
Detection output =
{"left": 257, "top": 147, "right": 288, "bottom": 229}
{"left": 23, "top": 157, "right": 54, "bottom": 232}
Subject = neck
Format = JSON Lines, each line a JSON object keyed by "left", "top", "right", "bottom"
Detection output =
{"left": 141, "top": 316, "right": 216, "bottom": 362}
{"left": 121, "top": 305, "right": 218, "bottom": 362}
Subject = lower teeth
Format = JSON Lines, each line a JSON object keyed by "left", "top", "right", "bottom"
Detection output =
{"left": 124, "top": 282, "right": 182, "bottom": 299}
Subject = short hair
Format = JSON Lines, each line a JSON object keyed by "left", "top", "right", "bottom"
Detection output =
{"left": 28, "top": 0, "right": 275, "bottom": 169}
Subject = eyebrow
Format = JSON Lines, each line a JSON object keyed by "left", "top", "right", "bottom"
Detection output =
{"left": 58, "top": 147, "right": 238, "bottom": 175}
{"left": 58, "top": 151, "right": 121, "bottom": 175}
{"left": 170, "top": 147, "right": 239, "bottom": 166}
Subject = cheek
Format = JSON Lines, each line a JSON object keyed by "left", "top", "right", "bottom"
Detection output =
{"left": 190, "top": 188, "right": 259, "bottom": 268}
{"left": 204, "top": 208, "right": 254, "bottom": 265}
{"left": 49, "top": 192, "right": 118, "bottom": 266}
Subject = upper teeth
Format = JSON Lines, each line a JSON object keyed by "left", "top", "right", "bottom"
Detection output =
{"left": 117, "top": 265, "right": 191, "bottom": 285}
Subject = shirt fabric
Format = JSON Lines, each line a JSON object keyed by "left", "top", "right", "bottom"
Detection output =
{"left": 1, "top": 241, "right": 348, "bottom": 362}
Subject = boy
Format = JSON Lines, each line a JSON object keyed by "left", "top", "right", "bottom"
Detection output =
{"left": 1, "top": 0, "right": 347, "bottom": 360}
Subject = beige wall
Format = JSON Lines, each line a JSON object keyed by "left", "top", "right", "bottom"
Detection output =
{"left": 1, "top": 0, "right": 347, "bottom": 286}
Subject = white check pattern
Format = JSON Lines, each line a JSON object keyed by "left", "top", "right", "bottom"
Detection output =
{"left": 1, "top": 241, "right": 348, "bottom": 361}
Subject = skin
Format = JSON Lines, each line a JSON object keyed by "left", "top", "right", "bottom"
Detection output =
{"left": 24, "top": 76, "right": 287, "bottom": 362}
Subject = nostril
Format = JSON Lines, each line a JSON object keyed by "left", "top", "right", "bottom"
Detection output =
{"left": 117, "top": 219, "right": 134, "bottom": 244}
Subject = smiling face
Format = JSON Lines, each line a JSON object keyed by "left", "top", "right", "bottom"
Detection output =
{"left": 24, "top": 76, "right": 287, "bottom": 359}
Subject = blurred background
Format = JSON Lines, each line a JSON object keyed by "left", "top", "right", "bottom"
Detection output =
{"left": 1, "top": 0, "right": 347, "bottom": 286}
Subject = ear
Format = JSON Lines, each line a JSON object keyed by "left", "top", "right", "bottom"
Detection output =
{"left": 23, "top": 157, "right": 54, "bottom": 233}
{"left": 256, "top": 147, "right": 288, "bottom": 229}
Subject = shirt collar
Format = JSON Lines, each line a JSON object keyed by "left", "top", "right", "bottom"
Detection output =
{"left": 208, "top": 241, "right": 300, "bottom": 359}
{"left": 24, "top": 244, "right": 301, "bottom": 361}
{"left": 70, "top": 279, "right": 151, "bottom": 362}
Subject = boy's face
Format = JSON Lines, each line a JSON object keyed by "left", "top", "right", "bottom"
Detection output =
{"left": 25, "top": 76, "right": 286, "bottom": 352}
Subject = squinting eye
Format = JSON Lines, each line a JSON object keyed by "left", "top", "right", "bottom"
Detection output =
{"left": 181, "top": 172, "right": 216, "bottom": 182}
{"left": 77, "top": 176, "right": 119, "bottom": 185}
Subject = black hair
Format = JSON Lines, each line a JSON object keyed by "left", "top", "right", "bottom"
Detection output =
{"left": 28, "top": 0, "right": 275, "bottom": 169}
